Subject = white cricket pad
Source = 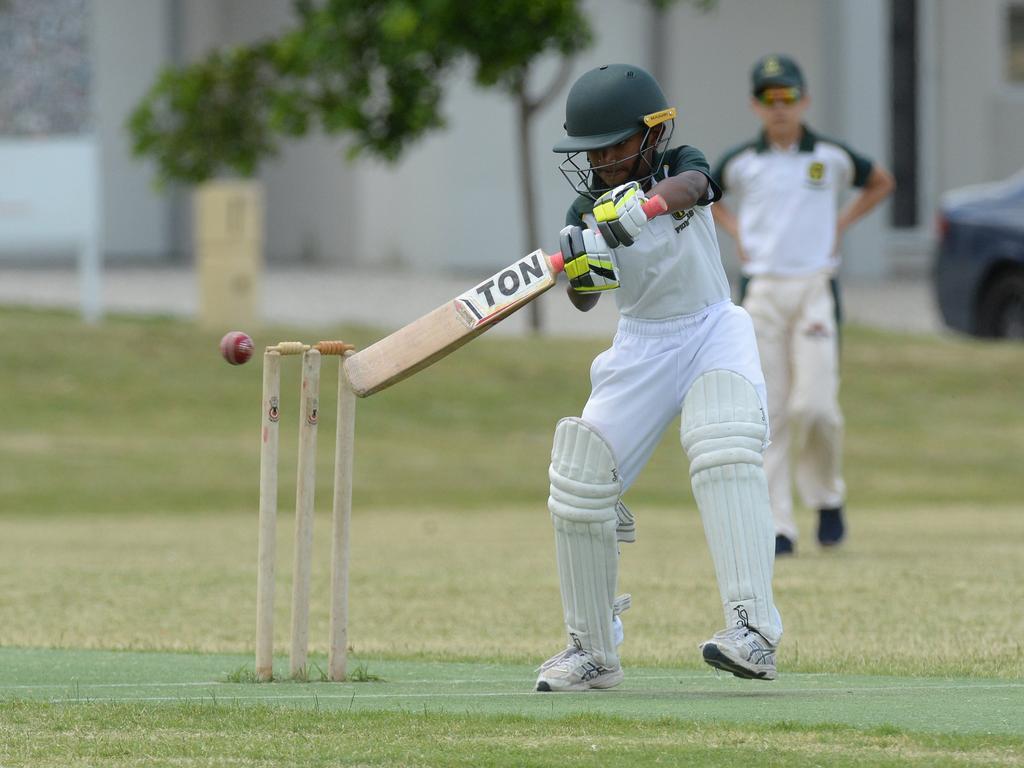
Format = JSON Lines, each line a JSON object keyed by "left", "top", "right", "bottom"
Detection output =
{"left": 680, "top": 370, "right": 783, "bottom": 644}
{"left": 548, "top": 417, "right": 621, "bottom": 668}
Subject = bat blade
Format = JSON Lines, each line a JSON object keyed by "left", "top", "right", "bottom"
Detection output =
{"left": 344, "top": 194, "right": 666, "bottom": 398}
{"left": 345, "top": 249, "right": 562, "bottom": 397}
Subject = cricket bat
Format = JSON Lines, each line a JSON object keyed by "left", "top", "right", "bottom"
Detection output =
{"left": 345, "top": 194, "right": 667, "bottom": 397}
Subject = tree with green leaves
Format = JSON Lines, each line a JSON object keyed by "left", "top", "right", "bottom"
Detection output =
{"left": 129, "top": 0, "right": 713, "bottom": 329}
{"left": 129, "top": 0, "right": 586, "bottom": 183}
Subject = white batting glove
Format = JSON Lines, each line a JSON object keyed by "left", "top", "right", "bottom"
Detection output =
{"left": 559, "top": 225, "right": 619, "bottom": 292}
{"left": 593, "top": 181, "right": 649, "bottom": 248}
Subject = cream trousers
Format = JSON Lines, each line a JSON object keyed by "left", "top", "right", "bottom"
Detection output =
{"left": 743, "top": 274, "right": 845, "bottom": 540}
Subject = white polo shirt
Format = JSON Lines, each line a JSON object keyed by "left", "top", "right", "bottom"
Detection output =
{"left": 712, "top": 127, "right": 874, "bottom": 277}
{"left": 566, "top": 145, "right": 728, "bottom": 319}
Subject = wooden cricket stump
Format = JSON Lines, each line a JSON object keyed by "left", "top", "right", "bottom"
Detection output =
{"left": 255, "top": 340, "right": 356, "bottom": 682}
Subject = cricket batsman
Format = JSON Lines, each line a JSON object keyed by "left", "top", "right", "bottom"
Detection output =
{"left": 535, "top": 63, "right": 782, "bottom": 692}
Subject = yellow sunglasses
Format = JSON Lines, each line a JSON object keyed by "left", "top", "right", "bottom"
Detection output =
{"left": 757, "top": 87, "right": 802, "bottom": 106}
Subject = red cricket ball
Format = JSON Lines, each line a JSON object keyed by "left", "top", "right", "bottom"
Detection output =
{"left": 220, "top": 331, "right": 254, "bottom": 365}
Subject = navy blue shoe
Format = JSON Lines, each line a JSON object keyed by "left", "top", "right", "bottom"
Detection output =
{"left": 817, "top": 507, "right": 846, "bottom": 546}
{"left": 775, "top": 534, "right": 795, "bottom": 556}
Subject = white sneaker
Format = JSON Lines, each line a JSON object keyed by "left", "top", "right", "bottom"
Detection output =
{"left": 699, "top": 621, "right": 777, "bottom": 681}
{"left": 536, "top": 594, "right": 630, "bottom": 692}
{"left": 535, "top": 647, "right": 624, "bottom": 692}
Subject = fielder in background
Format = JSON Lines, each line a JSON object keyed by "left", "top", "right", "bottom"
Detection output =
{"left": 536, "top": 63, "right": 782, "bottom": 692}
{"left": 711, "top": 54, "right": 895, "bottom": 557}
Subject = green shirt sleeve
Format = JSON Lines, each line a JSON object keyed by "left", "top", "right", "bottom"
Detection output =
{"left": 663, "top": 145, "right": 721, "bottom": 205}
{"left": 565, "top": 196, "right": 590, "bottom": 227}
{"left": 823, "top": 137, "right": 875, "bottom": 187}
{"left": 847, "top": 148, "right": 875, "bottom": 188}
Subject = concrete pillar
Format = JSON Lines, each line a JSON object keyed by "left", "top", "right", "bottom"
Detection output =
{"left": 822, "top": 0, "right": 891, "bottom": 278}
{"left": 92, "top": 0, "right": 176, "bottom": 261}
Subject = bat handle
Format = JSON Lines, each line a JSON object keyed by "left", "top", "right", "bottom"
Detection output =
{"left": 641, "top": 194, "right": 668, "bottom": 219}
{"left": 549, "top": 194, "right": 669, "bottom": 275}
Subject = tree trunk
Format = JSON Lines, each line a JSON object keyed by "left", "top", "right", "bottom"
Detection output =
{"left": 513, "top": 59, "right": 574, "bottom": 334}
{"left": 650, "top": 4, "right": 668, "bottom": 83}
{"left": 516, "top": 82, "right": 543, "bottom": 333}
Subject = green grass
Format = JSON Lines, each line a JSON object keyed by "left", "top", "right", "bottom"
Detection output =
{"left": 1, "top": 306, "right": 1023, "bottom": 765}
{"left": 1, "top": 650, "right": 1022, "bottom": 765}
{"left": 3, "top": 306, "right": 1023, "bottom": 516}
{"left": 4, "top": 702, "right": 1020, "bottom": 767}
{"left": 1, "top": 505, "right": 1022, "bottom": 676}
{"left": 1, "top": 649, "right": 1021, "bottom": 734}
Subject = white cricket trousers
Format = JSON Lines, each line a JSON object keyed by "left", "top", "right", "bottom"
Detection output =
{"left": 581, "top": 300, "right": 769, "bottom": 491}
{"left": 743, "top": 273, "right": 845, "bottom": 541}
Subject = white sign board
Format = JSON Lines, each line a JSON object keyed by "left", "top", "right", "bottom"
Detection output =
{"left": 0, "top": 138, "right": 103, "bottom": 322}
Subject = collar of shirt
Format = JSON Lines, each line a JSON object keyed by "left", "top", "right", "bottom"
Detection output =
{"left": 755, "top": 125, "right": 817, "bottom": 154}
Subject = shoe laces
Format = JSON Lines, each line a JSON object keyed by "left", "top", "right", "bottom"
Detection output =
{"left": 537, "top": 646, "right": 581, "bottom": 673}
{"left": 543, "top": 649, "right": 613, "bottom": 683}
{"left": 548, "top": 649, "right": 590, "bottom": 675}
{"left": 714, "top": 606, "right": 766, "bottom": 644}
{"left": 539, "top": 595, "right": 631, "bottom": 672}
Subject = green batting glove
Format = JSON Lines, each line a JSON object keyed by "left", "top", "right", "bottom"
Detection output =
{"left": 559, "top": 225, "right": 619, "bottom": 292}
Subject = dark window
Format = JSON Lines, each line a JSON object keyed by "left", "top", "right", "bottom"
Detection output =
{"left": 890, "top": 0, "right": 918, "bottom": 228}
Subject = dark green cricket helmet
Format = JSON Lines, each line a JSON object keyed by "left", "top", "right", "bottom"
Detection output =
{"left": 554, "top": 64, "right": 676, "bottom": 198}
{"left": 554, "top": 64, "right": 675, "bottom": 152}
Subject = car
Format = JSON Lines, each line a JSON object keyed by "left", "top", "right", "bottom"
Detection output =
{"left": 934, "top": 169, "right": 1024, "bottom": 339}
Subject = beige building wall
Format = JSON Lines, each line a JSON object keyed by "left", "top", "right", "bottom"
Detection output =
{"left": 93, "top": 0, "right": 1024, "bottom": 276}
{"left": 932, "top": 0, "right": 1024, "bottom": 190}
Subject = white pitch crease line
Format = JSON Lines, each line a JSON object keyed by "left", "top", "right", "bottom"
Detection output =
{"left": 9, "top": 679, "right": 1024, "bottom": 696}
{"left": 45, "top": 691, "right": 562, "bottom": 703}
{"left": 42, "top": 680, "right": 1024, "bottom": 705}
{"left": 0, "top": 674, "right": 712, "bottom": 692}
{"left": 0, "top": 681, "right": 223, "bottom": 691}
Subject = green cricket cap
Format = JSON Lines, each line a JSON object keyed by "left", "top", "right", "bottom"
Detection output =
{"left": 751, "top": 54, "right": 805, "bottom": 95}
